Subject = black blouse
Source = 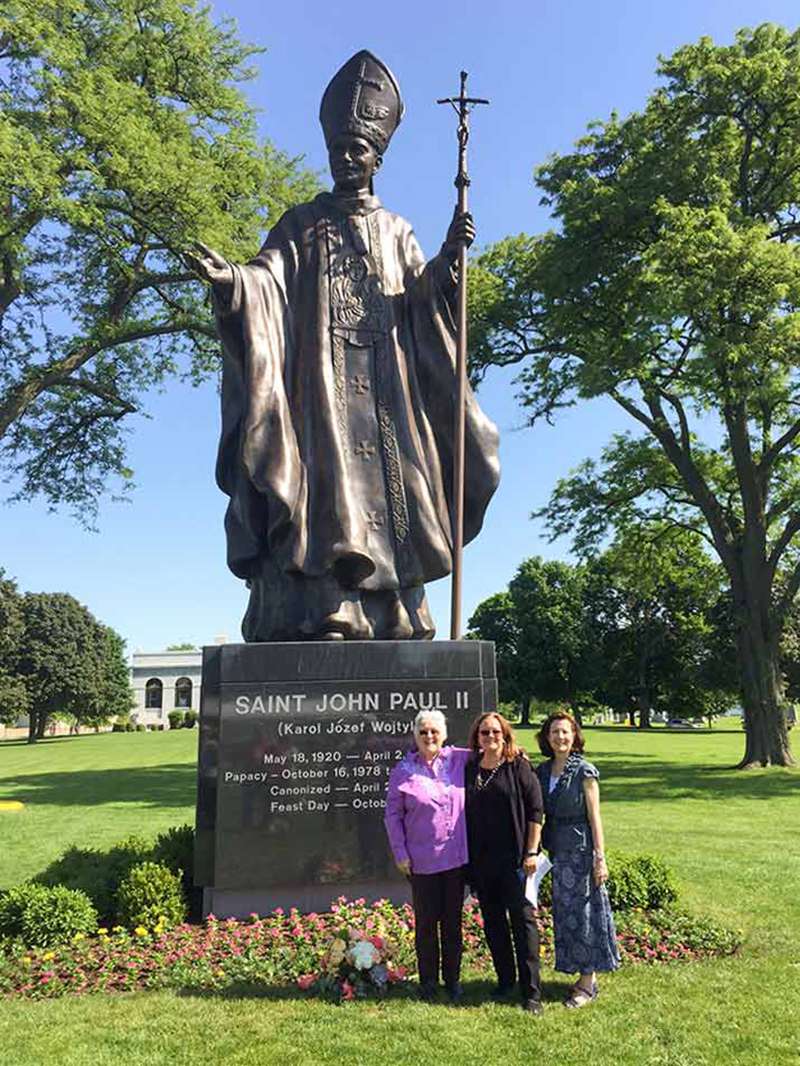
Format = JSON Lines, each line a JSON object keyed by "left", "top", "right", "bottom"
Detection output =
{"left": 465, "top": 755, "right": 544, "bottom": 871}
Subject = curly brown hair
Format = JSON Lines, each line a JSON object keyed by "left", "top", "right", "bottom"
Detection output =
{"left": 536, "top": 710, "right": 586, "bottom": 757}
{"left": 467, "top": 712, "right": 525, "bottom": 762}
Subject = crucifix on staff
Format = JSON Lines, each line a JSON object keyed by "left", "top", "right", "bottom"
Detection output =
{"left": 438, "top": 72, "right": 490, "bottom": 640}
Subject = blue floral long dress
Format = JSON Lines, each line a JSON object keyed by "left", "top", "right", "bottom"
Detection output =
{"left": 537, "top": 753, "right": 620, "bottom": 975}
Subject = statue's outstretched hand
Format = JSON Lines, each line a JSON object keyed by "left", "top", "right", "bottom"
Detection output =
{"left": 442, "top": 209, "right": 476, "bottom": 263}
{"left": 184, "top": 241, "right": 234, "bottom": 295}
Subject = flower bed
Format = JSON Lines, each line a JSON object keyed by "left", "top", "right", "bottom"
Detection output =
{"left": 0, "top": 896, "right": 740, "bottom": 1001}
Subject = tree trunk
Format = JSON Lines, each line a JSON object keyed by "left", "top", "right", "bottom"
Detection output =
{"left": 27, "top": 708, "right": 42, "bottom": 743}
{"left": 36, "top": 713, "right": 48, "bottom": 740}
{"left": 635, "top": 640, "right": 652, "bottom": 728}
{"left": 736, "top": 607, "right": 794, "bottom": 767}
{"left": 636, "top": 690, "right": 652, "bottom": 729}
{"left": 518, "top": 696, "right": 532, "bottom": 727}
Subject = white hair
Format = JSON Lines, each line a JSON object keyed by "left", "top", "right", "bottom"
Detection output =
{"left": 413, "top": 709, "right": 447, "bottom": 739}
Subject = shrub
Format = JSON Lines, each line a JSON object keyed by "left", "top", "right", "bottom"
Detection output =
{"left": 34, "top": 847, "right": 113, "bottom": 918}
{"left": 135, "top": 723, "right": 146, "bottom": 732}
{"left": 116, "top": 862, "right": 187, "bottom": 931}
{"left": 0, "top": 883, "right": 97, "bottom": 948}
{"left": 167, "top": 710, "right": 184, "bottom": 730}
{"left": 111, "top": 722, "right": 126, "bottom": 733}
{"left": 125, "top": 722, "right": 135, "bottom": 732}
{"left": 36, "top": 837, "right": 154, "bottom": 921}
{"left": 606, "top": 852, "right": 650, "bottom": 909}
{"left": 629, "top": 855, "right": 679, "bottom": 908}
{"left": 152, "top": 824, "right": 194, "bottom": 890}
{"left": 534, "top": 851, "right": 679, "bottom": 911}
{"left": 183, "top": 710, "right": 198, "bottom": 728}
{"left": 607, "top": 851, "right": 679, "bottom": 910}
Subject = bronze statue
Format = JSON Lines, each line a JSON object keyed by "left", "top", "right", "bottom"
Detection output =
{"left": 189, "top": 51, "right": 500, "bottom": 642}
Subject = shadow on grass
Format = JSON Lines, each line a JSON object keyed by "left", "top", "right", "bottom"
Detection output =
{"left": 512, "top": 725, "right": 798, "bottom": 801}
{"left": 0, "top": 733, "right": 185, "bottom": 747}
{"left": 588, "top": 756, "right": 799, "bottom": 802}
{"left": 1, "top": 735, "right": 108, "bottom": 748}
{"left": 176, "top": 975, "right": 568, "bottom": 1006}
{"left": 1, "top": 764, "right": 196, "bottom": 808}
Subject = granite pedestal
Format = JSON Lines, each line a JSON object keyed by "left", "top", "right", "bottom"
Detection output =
{"left": 195, "top": 640, "right": 496, "bottom": 917}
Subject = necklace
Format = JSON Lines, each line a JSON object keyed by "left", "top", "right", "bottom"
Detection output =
{"left": 476, "top": 760, "right": 504, "bottom": 790}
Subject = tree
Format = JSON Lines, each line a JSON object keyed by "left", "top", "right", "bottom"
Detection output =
{"left": 0, "top": 0, "right": 318, "bottom": 521}
{"left": 469, "top": 24, "right": 800, "bottom": 766}
{"left": 469, "top": 558, "right": 598, "bottom": 721}
{"left": 16, "top": 592, "right": 132, "bottom": 741}
{"left": 165, "top": 643, "right": 196, "bottom": 651}
{"left": 467, "top": 591, "right": 527, "bottom": 718}
{"left": 0, "top": 569, "right": 29, "bottom": 724}
{"left": 96, "top": 627, "right": 135, "bottom": 727}
{"left": 584, "top": 526, "right": 737, "bottom": 727}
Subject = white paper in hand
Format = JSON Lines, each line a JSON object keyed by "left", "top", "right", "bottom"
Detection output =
{"left": 525, "top": 853, "right": 553, "bottom": 907}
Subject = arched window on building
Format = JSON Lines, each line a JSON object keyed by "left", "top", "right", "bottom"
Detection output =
{"left": 145, "top": 678, "right": 163, "bottom": 710}
{"left": 174, "top": 677, "right": 193, "bottom": 709}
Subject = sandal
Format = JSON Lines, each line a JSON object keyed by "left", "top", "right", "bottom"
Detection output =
{"left": 564, "top": 981, "right": 598, "bottom": 1009}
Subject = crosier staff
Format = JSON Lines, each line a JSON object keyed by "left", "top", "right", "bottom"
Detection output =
{"left": 437, "top": 72, "right": 489, "bottom": 640}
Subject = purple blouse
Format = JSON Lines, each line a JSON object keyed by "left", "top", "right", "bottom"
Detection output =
{"left": 384, "top": 746, "right": 472, "bottom": 875}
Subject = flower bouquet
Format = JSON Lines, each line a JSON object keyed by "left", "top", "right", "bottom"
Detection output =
{"left": 297, "top": 929, "right": 407, "bottom": 1001}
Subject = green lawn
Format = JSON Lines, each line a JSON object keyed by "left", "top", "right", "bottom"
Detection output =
{"left": 0, "top": 731, "right": 197, "bottom": 887}
{"left": 1, "top": 726, "right": 799, "bottom": 1066}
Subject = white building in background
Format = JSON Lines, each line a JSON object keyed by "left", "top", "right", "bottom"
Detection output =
{"left": 130, "top": 637, "right": 226, "bottom": 726}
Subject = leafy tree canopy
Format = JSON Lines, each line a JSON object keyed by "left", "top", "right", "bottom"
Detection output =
{"left": 468, "top": 529, "right": 736, "bottom": 727}
{"left": 469, "top": 24, "right": 800, "bottom": 765}
{"left": 468, "top": 557, "right": 598, "bottom": 721}
{"left": 584, "top": 525, "right": 737, "bottom": 725}
{"left": 16, "top": 591, "right": 133, "bottom": 740}
{"left": 0, "top": 0, "right": 319, "bottom": 521}
{"left": 0, "top": 569, "right": 29, "bottom": 723}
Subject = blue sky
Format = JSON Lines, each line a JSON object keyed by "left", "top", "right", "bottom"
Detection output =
{"left": 1, "top": 0, "right": 797, "bottom": 653}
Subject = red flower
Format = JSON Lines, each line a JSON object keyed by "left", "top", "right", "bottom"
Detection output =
{"left": 368, "top": 936, "right": 385, "bottom": 951}
{"left": 341, "top": 979, "right": 355, "bottom": 1000}
{"left": 296, "top": 973, "right": 317, "bottom": 990}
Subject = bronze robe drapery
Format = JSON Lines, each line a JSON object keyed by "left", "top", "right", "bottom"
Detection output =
{"left": 215, "top": 191, "right": 500, "bottom": 641}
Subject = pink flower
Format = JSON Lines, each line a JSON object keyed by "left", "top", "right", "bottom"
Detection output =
{"left": 341, "top": 979, "right": 355, "bottom": 1000}
{"left": 296, "top": 973, "right": 317, "bottom": 990}
{"left": 368, "top": 936, "right": 385, "bottom": 951}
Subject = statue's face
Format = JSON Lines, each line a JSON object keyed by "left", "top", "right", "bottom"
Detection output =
{"left": 328, "top": 134, "right": 382, "bottom": 192}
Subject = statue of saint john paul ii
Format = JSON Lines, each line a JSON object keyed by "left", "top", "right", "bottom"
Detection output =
{"left": 188, "top": 50, "right": 500, "bottom": 642}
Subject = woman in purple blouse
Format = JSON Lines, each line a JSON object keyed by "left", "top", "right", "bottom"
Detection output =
{"left": 384, "top": 710, "right": 471, "bottom": 1002}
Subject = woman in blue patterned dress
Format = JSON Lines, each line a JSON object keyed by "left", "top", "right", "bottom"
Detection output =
{"left": 535, "top": 710, "right": 620, "bottom": 1008}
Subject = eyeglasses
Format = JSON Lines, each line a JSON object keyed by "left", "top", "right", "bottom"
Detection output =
{"left": 479, "top": 728, "right": 503, "bottom": 737}
{"left": 418, "top": 729, "right": 441, "bottom": 736}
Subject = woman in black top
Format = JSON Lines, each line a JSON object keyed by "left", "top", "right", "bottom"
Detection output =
{"left": 465, "top": 712, "right": 544, "bottom": 1014}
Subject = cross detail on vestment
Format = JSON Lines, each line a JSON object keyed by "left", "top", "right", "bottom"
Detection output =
{"left": 354, "top": 440, "right": 377, "bottom": 461}
{"left": 351, "top": 374, "right": 370, "bottom": 395}
{"left": 365, "top": 510, "right": 385, "bottom": 530}
{"left": 352, "top": 59, "right": 385, "bottom": 112}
